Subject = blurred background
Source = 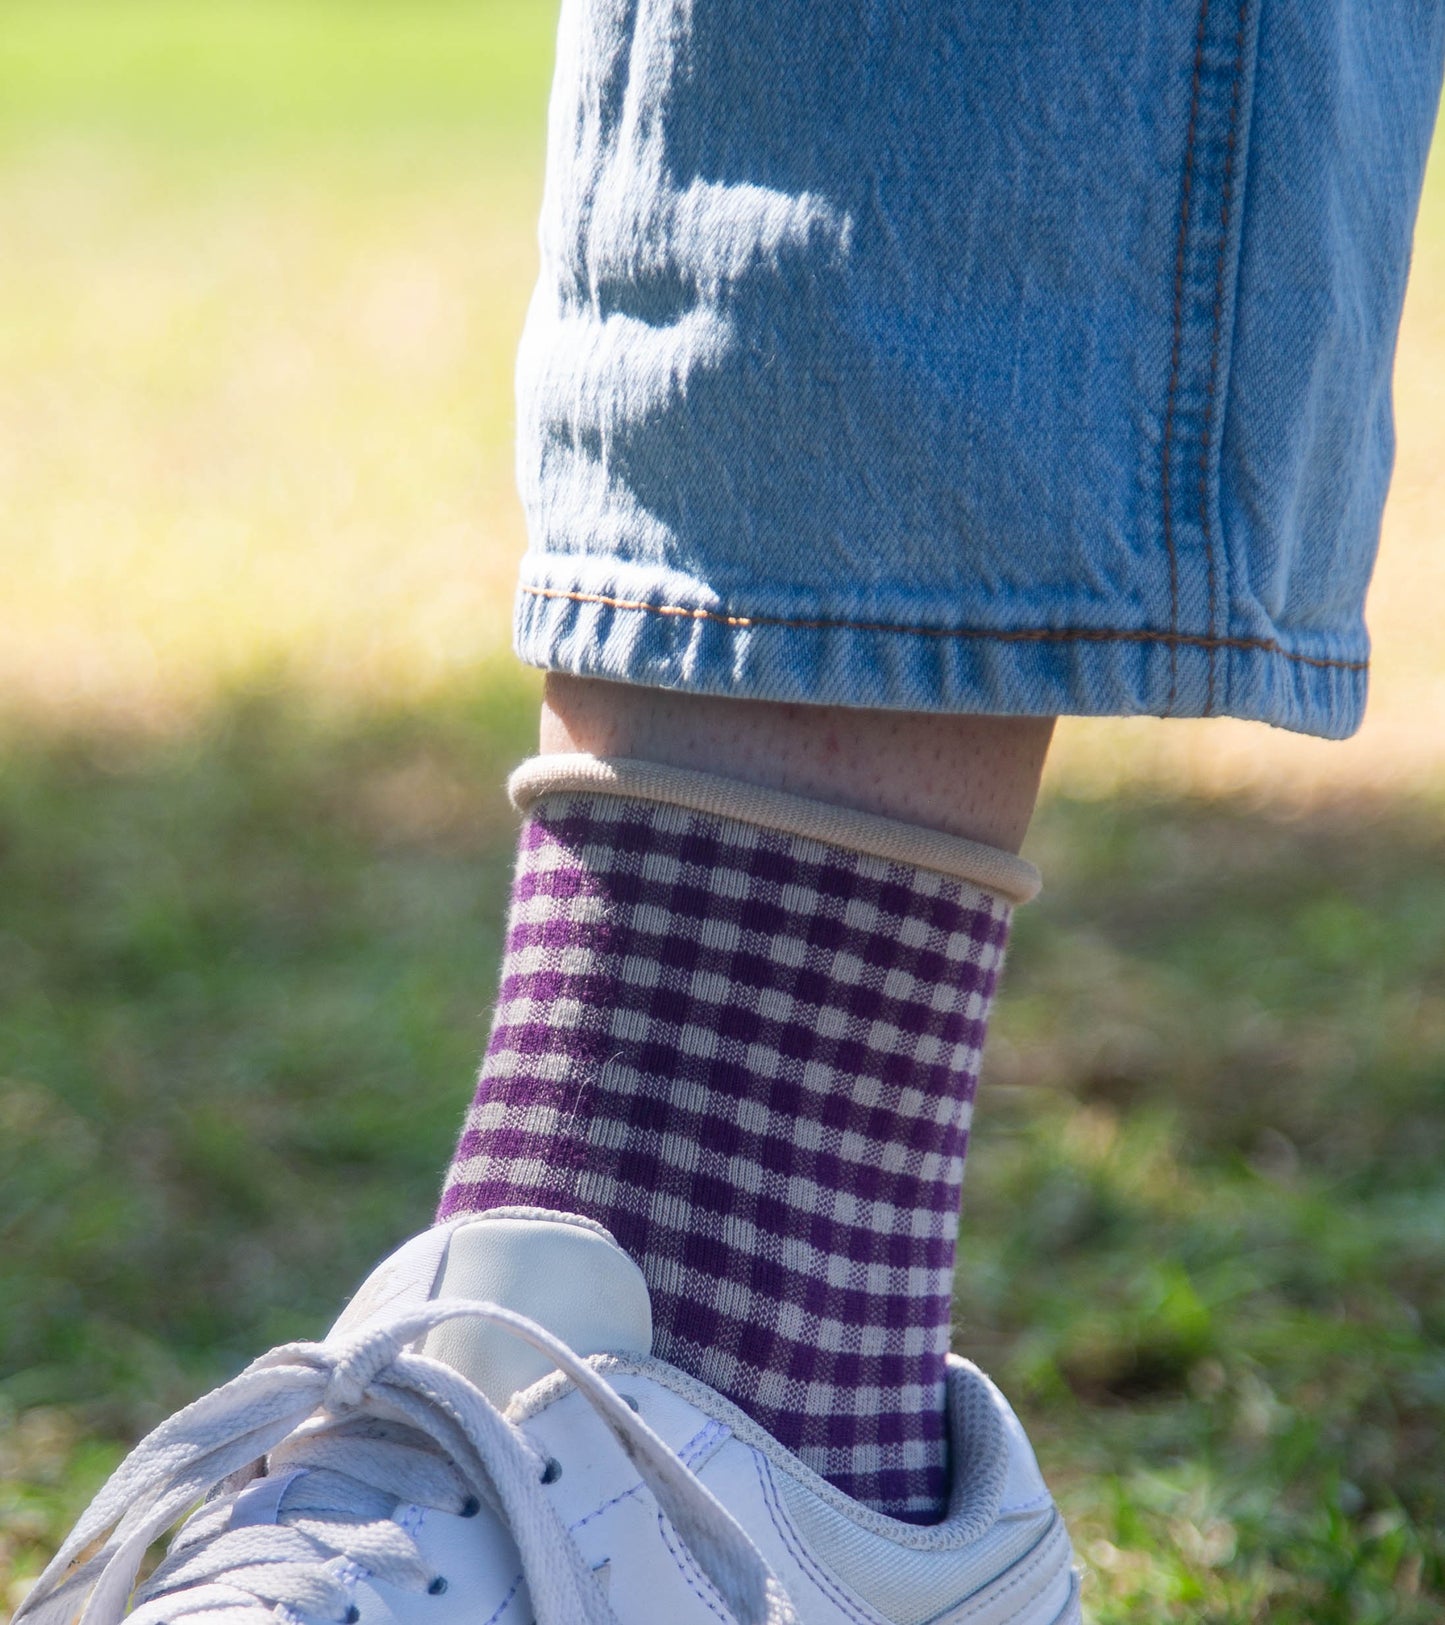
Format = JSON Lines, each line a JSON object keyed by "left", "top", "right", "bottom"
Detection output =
{"left": 0, "top": 6, "right": 1441, "bottom": 1621}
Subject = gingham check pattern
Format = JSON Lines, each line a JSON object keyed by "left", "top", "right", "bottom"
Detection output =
{"left": 440, "top": 791, "right": 1011, "bottom": 1521}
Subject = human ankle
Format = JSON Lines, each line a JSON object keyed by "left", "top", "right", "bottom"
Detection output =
{"left": 539, "top": 676, "right": 1054, "bottom": 853}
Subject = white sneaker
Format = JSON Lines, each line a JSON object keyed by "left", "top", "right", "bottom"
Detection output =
{"left": 17, "top": 1208, "right": 1081, "bottom": 1625}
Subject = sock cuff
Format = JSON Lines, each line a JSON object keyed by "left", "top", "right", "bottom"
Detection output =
{"left": 508, "top": 754, "right": 1041, "bottom": 904}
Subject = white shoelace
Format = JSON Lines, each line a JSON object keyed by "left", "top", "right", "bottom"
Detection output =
{"left": 15, "top": 1299, "right": 799, "bottom": 1625}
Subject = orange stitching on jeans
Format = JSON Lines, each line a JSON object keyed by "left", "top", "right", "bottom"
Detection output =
{"left": 518, "top": 585, "right": 1370, "bottom": 673}
{"left": 1162, "top": 0, "right": 1214, "bottom": 713}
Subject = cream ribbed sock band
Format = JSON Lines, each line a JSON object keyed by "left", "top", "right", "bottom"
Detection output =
{"left": 507, "top": 754, "right": 1041, "bottom": 904}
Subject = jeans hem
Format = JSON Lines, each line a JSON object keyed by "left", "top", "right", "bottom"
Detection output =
{"left": 513, "top": 569, "right": 1368, "bottom": 741}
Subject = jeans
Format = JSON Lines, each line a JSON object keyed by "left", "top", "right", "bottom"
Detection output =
{"left": 512, "top": 0, "right": 1444, "bottom": 740}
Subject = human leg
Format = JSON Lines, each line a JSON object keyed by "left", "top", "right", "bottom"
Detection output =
{"left": 434, "top": 685, "right": 1050, "bottom": 1520}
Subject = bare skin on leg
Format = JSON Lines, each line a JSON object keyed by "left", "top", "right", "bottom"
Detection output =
{"left": 540, "top": 674, "right": 1055, "bottom": 854}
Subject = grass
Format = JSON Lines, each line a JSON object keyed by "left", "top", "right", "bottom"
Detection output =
{"left": 1, "top": 5, "right": 1443, "bottom": 1621}
{"left": 0, "top": 2, "right": 558, "bottom": 145}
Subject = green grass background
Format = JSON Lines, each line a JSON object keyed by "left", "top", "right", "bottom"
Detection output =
{"left": 1, "top": 8, "right": 1443, "bottom": 1622}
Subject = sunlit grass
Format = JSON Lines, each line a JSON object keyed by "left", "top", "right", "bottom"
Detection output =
{"left": 0, "top": 149, "right": 540, "bottom": 727}
{"left": 0, "top": 0, "right": 549, "bottom": 729}
{"left": 0, "top": 1, "right": 557, "bottom": 143}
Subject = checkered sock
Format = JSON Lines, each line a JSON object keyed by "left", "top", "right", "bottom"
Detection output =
{"left": 439, "top": 759, "right": 1035, "bottom": 1523}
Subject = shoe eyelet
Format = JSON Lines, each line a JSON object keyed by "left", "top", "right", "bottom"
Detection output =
{"left": 344, "top": 1608, "right": 361, "bottom": 1623}
{"left": 427, "top": 1578, "right": 449, "bottom": 1597}
{"left": 619, "top": 1393, "right": 640, "bottom": 1413}
{"left": 539, "top": 1457, "right": 563, "bottom": 1485}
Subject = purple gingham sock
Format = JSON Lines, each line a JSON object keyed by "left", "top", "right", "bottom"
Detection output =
{"left": 439, "top": 790, "right": 1011, "bottom": 1522}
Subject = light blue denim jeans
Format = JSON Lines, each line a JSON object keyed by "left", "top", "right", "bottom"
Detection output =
{"left": 513, "top": 1, "right": 1444, "bottom": 739}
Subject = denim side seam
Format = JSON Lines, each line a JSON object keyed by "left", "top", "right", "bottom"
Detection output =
{"left": 1160, "top": 0, "right": 1262, "bottom": 721}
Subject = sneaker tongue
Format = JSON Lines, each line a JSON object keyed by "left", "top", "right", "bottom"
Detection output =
{"left": 330, "top": 1209, "right": 653, "bottom": 1408}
